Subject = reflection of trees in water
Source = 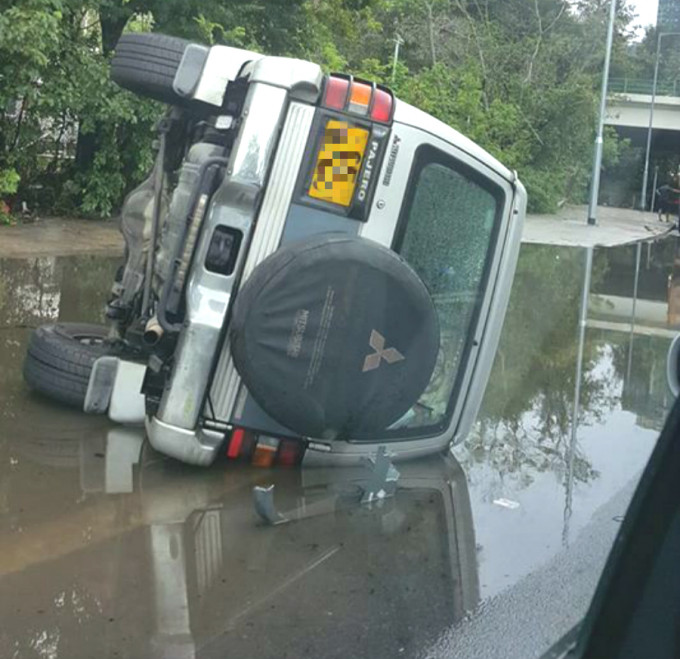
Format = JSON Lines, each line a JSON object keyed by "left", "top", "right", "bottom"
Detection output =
{"left": 0, "top": 256, "right": 119, "bottom": 422}
{"left": 0, "top": 257, "right": 61, "bottom": 328}
{"left": 610, "top": 334, "right": 672, "bottom": 431}
{"left": 457, "top": 246, "right": 618, "bottom": 489}
{"left": 0, "top": 256, "right": 118, "bottom": 329}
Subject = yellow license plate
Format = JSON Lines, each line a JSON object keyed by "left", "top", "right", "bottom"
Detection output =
{"left": 308, "top": 120, "right": 370, "bottom": 207}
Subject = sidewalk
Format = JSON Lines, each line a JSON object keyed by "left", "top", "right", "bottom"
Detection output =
{"left": 0, "top": 206, "right": 675, "bottom": 260}
{"left": 0, "top": 217, "right": 123, "bottom": 258}
{"left": 524, "top": 205, "right": 675, "bottom": 247}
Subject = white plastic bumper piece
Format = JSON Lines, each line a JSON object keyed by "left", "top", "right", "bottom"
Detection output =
{"left": 84, "top": 356, "right": 146, "bottom": 425}
{"left": 109, "top": 360, "right": 146, "bottom": 424}
{"left": 146, "top": 415, "right": 224, "bottom": 467}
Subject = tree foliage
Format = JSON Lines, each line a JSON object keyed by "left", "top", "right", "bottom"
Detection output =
{"left": 0, "top": 0, "right": 648, "bottom": 216}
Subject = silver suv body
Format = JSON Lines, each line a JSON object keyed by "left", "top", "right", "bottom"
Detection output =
{"left": 86, "top": 41, "right": 526, "bottom": 467}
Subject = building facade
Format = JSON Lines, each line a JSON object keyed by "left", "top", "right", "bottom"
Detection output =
{"left": 658, "top": 0, "right": 680, "bottom": 32}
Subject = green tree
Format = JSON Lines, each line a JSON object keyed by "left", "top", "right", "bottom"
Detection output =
{"left": 0, "top": 0, "right": 648, "bottom": 217}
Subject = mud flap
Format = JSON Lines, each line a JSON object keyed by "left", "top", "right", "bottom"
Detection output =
{"left": 84, "top": 356, "right": 119, "bottom": 414}
{"left": 85, "top": 357, "right": 146, "bottom": 425}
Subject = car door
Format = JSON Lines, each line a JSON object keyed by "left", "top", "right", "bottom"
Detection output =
{"left": 338, "top": 118, "right": 525, "bottom": 461}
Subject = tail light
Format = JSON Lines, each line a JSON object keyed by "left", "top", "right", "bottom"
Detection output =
{"left": 277, "top": 439, "right": 305, "bottom": 467}
{"left": 322, "top": 75, "right": 394, "bottom": 124}
{"left": 371, "top": 88, "right": 393, "bottom": 123}
{"left": 348, "top": 81, "right": 371, "bottom": 115}
{"left": 226, "top": 427, "right": 246, "bottom": 458}
{"left": 251, "top": 436, "right": 279, "bottom": 468}
{"left": 226, "top": 427, "right": 256, "bottom": 459}
{"left": 226, "top": 428, "right": 306, "bottom": 467}
{"left": 323, "top": 77, "right": 350, "bottom": 110}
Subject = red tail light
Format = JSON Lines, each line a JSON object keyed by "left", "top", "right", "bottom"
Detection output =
{"left": 227, "top": 429, "right": 307, "bottom": 467}
{"left": 277, "top": 439, "right": 305, "bottom": 467}
{"left": 371, "top": 88, "right": 393, "bottom": 123}
{"left": 226, "top": 428, "right": 255, "bottom": 459}
{"left": 227, "top": 428, "right": 245, "bottom": 458}
{"left": 323, "top": 76, "right": 349, "bottom": 110}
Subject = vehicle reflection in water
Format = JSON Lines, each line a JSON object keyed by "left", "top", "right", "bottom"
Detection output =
{"left": 458, "top": 236, "right": 679, "bottom": 600}
{"left": 0, "top": 254, "right": 479, "bottom": 658}
{"left": 0, "top": 426, "right": 478, "bottom": 658}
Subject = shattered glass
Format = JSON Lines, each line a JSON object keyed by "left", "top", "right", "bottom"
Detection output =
{"left": 398, "top": 161, "right": 499, "bottom": 428}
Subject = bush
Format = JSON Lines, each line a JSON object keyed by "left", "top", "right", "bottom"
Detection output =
{"left": 0, "top": 167, "right": 20, "bottom": 197}
{"left": 521, "top": 169, "right": 563, "bottom": 215}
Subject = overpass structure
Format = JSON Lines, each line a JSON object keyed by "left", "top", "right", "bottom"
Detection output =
{"left": 603, "top": 79, "right": 680, "bottom": 208}
{"left": 605, "top": 77, "right": 680, "bottom": 130}
{"left": 606, "top": 89, "right": 680, "bottom": 131}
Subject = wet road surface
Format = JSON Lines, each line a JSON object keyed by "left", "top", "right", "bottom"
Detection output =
{"left": 0, "top": 239, "right": 678, "bottom": 658}
{"left": 0, "top": 218, "right": 122, "bottom": 259}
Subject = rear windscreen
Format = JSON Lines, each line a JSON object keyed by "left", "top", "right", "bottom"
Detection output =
{"left": 388, "top": 145, "right": 505, "bottom": 439}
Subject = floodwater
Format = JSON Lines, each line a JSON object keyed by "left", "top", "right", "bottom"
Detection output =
{"left": 0, "top": 239, "right": 678, "bottom": 659}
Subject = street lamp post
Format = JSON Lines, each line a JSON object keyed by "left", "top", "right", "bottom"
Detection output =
{"left": 639, "top": 32, "right": 680, "bottom": 212}
{"left": 391, "top": 34, "right": 404, "bottom": 83}
{"left": 588, "top": 0, "right": 617, "bottom": 226}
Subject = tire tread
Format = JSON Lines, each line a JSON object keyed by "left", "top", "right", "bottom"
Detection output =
{"left": 23, "top": 323, "right": 111, "bottom": 408}
{"left": 111, "top": 32, "right": 192, "bottom": 105}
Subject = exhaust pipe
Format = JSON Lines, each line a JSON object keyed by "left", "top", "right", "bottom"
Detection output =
{"left": 143, "top": 316, "right": 164, "bottom": 346}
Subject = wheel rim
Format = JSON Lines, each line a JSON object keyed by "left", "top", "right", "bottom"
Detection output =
{"left": 73, "top": 334, "right": 106, "bottom": 347}
{"left": 53, "top": 324, "right": 109, "bottom": 347}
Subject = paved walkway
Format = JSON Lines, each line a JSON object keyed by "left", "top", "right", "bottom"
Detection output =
{"left": 586, "top": 319, "right": 678, "bottom": 340}
{"left": 0, "top": 207, "right": 675, "bottom": 259}
{"left": 524, "top": 205, "right": 676, "bottom": 247}
{"left": 0, "top": 217, "right": 123, "bottom": 258}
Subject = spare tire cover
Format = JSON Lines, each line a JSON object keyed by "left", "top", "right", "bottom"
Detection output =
{"left": 230, "top": 234, "right": 440, "bottom": 440}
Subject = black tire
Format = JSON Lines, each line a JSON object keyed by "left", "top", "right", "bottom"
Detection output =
{"left": 23, "top": 323, "right": 112, "bottom": 408}
{"left": 230, "top": 235, "right": 441, "bottom": 440}
{"left": 111, "top": 32, "right": 191, "bottom": 105}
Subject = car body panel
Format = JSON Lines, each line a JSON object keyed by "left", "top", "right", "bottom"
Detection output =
{"left": 208, "top": 101, "right": 317, "bottom": 426}
{"left": 91, "top": 52, "right": 526, "bottom": 467}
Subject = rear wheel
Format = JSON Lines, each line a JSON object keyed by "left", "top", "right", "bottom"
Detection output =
{"left": 23, "top": 323, "right": 113, "bottom": 408}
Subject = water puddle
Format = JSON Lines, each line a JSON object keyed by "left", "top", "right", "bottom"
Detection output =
{"left": 0, "top": 239, "right": 678, "bottom": 658}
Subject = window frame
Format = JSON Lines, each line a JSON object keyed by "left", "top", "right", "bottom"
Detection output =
{"left": 368, "top": 143, "right": 506, "bottom": 442}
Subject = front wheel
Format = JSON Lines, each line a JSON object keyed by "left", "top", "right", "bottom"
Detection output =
{"left": 111, "top": 32, "right": 192, "bottom": 105}
{"left": 23, "top": 323, "right": 113, "bottom": 408}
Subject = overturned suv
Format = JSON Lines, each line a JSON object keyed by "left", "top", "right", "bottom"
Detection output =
{"left": 23, "top": 33, "right": 526, "bottom": 467}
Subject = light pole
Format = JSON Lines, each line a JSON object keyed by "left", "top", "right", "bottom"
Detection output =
{"left": 391, "top": 34, "right": 404, "bottom": 83}
{"left": 588, "top": 0, "right": 617, "bottom": 226}
{"left": 564, "top": 245, "right": 594, "bottom": 545}
{"left": 639, "top": 32, "right": 680, "bottom": 211}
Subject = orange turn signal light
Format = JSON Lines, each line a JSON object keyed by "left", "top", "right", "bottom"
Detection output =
{"left": 252, "top": 436, "right": 280, "bottom": 468}
{"left": 348, "top": 81, "right": 371, "bottom": 114}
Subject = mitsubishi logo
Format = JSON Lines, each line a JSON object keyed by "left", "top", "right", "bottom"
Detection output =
{"left": 362, "top": 330, "right": 405, "bottom": 372}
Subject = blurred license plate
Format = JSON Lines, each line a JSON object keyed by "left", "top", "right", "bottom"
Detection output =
{"left": 309, "top": 120, "right": 369, "bottom": 207}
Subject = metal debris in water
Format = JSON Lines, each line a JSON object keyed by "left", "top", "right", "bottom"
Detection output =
{"left": 360, "top": 446, "right": 400, "bottom": 504}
